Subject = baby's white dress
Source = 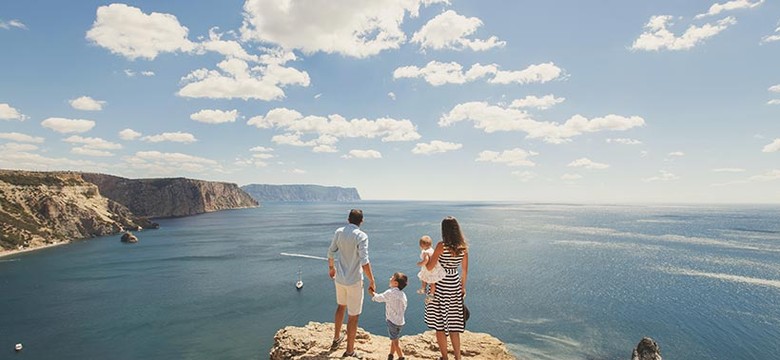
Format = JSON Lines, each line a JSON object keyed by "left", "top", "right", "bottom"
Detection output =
{"left": 417, "top": 248, "right": 446, "bottom": 283}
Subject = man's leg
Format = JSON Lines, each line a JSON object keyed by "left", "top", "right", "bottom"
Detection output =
{"left": 346, "top": 314, "right": 359, "bottom": 353}
{"left": 333, "top": 304, "right": 346, "bottom": 341}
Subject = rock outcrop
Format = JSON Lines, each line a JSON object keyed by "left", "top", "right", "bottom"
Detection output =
{"left": 82, "top": 173, "right": 258, "bottom": 218}
{"left": 632, "top": 337, "right": 662, "bottom": 360}
{"left": 242, "top": 184, "right": 360, "bottom": 202}
{"left": 0, "top": 170, "right": 155, "bottom": 251}
{"left": 269, "top": 322, "right": 515, "bottom": 360}
{"left": 120, "top": 232, "right": 138, "bottom": 243}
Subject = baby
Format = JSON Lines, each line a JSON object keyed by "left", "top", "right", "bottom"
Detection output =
{"left": 370, "top": 272, "right": 408, "bottom": 360}
{"left": 416, "top": 235, "right": 445, "bottom": 301}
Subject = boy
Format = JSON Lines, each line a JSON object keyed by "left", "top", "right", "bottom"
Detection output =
{"left": 370, "top": 272, "right": 408, "bottom": 360}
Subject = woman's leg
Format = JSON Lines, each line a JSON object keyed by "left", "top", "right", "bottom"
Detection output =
{"left": 435, "top": 330, "right": 449, "bottom": 359}
{"left": 450, "top": 332, "right": 461, "bottom": 360}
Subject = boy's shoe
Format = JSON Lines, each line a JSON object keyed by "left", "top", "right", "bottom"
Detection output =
{"left": 424, "top": 294, "right": 434, "bottom": 304}
{"left": 387, "top": 354, "right": 394, "bottom": 360}
{"left": 416, "top": 288, "right": 425, "bottom": 295}
{"left": 329, "top": 334, "right": 344, "bottom": 351}
{"left": 342, "top": 351, "right": 362, "bottom": 359}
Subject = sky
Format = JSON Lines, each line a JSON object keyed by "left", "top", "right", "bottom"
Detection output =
{"left": 0, "top": 0, "right": 779, "bottom": 203}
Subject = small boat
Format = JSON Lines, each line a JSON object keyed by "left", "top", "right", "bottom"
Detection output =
{"left": 295, "top": 267, "right": 303, "bottom": 290}
{"left": 15, "top": 343, "right": 23, "bottom": 351}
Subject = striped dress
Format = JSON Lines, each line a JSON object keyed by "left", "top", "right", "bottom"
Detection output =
{"left": 424, "top": 247, "right": 465, "bottom": 334}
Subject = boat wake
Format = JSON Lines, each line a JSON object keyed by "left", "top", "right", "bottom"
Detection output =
{"left": 280, "top": 252, "right": 328, "bottom": 261}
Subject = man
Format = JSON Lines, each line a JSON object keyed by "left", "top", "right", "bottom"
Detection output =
{"left": 327, "top": 209, "right": 376, "bottom": 358}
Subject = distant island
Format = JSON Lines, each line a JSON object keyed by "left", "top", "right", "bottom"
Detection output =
{"left": 241, "top": 184, "right": 361, "bottom": 202}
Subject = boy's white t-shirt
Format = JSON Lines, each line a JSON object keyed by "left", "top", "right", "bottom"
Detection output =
{"left": 371, "top": 287, "right": 407, "bottom": 326}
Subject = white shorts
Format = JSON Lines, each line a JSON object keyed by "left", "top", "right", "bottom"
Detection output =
{"left": 335, "top": 280, "right": 364, "bottom": 316}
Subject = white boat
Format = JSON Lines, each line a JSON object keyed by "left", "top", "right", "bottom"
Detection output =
{"left": 295, "top": 267, "right": 303, "bottom": 289}
{"left": 15, "top": 343, "right": 23, "bottom": 351}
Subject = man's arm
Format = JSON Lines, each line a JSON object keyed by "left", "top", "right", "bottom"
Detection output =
{"left": 327, "top": 231, "right": 338, "bottom": 279}
{"left": 362, "top": 262, "right": 375, "bottom": 294}
{"left": 357, "top": 234, "right": 375, "bottom": 292}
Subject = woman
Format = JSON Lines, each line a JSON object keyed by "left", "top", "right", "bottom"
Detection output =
{"left": 424, "top": 216, "right": 469, "bottom": 360}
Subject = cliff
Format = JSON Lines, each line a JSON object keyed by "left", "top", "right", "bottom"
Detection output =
{"left": 269, "top": 322, "right": 515, "bottom": 360}
{"left": 82, "top": 173, "right": 258, "bottom": 218}
{"left": 0, "top": 170, "right": 155, "bottom": 252}
{"left": 241, "top": 184, "right": 360, "bottom": 202}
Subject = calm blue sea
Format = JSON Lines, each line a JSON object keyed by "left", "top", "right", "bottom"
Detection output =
{"left": 2, "top": 202, "right": 780, "bottom": 359}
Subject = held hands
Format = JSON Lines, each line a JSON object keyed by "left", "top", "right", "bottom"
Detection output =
{"left": 368, "top": 280, "right": 376, "bottom": 295}
{"left": 328, "top": 267, "right": 335, "bottom": 279}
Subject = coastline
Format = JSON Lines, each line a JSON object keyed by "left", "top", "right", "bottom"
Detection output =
{"left": 0, "top": 241, "right": 69, "bottom": 259}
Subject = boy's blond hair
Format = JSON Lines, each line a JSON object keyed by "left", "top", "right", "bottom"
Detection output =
{"left": 419, "top": 235, "right": 432, "bottom": 247}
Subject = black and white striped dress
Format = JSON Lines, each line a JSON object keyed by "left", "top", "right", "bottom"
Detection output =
{"left": 424, "top": 247, "right": 465, "bottom": 334}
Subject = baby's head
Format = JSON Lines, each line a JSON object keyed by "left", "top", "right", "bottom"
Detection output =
{"left": 419, "top": 235, "right": 432, "bottom": 250}
{"left": 390, "top": 272, "right": 408, "bottom": 290}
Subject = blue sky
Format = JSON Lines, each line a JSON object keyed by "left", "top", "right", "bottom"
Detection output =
{"left": 1, "top": 0, "right": 779, "bottom": 202}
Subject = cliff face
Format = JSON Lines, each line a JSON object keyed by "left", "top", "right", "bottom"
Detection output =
{"left": 82, "top": 173, "right": 258, "bottom": 218}
{"left": 0, "top": 170, "right": 154, "bottom": 251}
{"left": 242, "top": 184, "right": 360, "bottom": 202}
{"left": 269, "top": 322, "right": 515, "bottom": 360}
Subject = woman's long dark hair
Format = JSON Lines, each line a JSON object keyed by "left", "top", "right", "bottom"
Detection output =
{"left": 441, "top": 216, "right": 468, "bottom": 255}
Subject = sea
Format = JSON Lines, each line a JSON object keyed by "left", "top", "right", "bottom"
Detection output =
{"left": 1, "top": 202, "right": 779, "bottom": 360}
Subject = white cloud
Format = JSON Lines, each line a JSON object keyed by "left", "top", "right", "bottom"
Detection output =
{"left": 142, "top": 132, "right": 197, "bottom": 143}
{"left": 197, "top": 27, "right": 258, "bottom": 62}
{"left": 342, "top": 149, "right": 382, "bottom": 159}
{"left": 631, "top": 15, "right": 736, "bottom": 51}
{"left": 712, "top": 168, "right": 746, "bottom": 172}
{"left": 64, "top": 135, "right": 122, "bottom": 150}
{"left": 643, "top": 170, "right": 679, "bottom": 182}
{"left": 606, "top": 138, "right": 643, "bottom": 145}
{"left": 0, "top": 150, "right": 102, "bottom": 172}
{"left": 0, "top": 19, "right": 26, "bottom": 30}
{"left": 567, "top": 158, "right": 610, "bottom": 170}
{"left": 252, "top": 153, "right": 275, "bottom": 160}
{"left": 141, "top": 71, "right": 155, "bottom": 76}
{"left": 250, "top": 146, "right": 274, "bottom": 152}
{"left": 476, "top": 148, "right": 538, "bottom": 167}
{"left": 41, "top": 117, "right": 95, "bottom": 133}
{"left": 749, "top": 169, "right": 780, "bottom": 181}
{"left": 394, "top": 61, "right": 562, "bottom": 86}
{"left": 291, "top": 169, "right": 306, "bottom": 174}
{"left": 314, "top": 93, "right": 322, "bottom": 99}
{"left": 86, "top": 3, "right": 195, "bottom": 60}
{"left": 509, "top": 95, "right": 565, "bottom": 110}
{"left": 69, "top": 96, "right": 105, "bottom": 111}
{"left": 388, "top": 92, "right": 396, "bottom": 100}
{"left": 125, "top": 151, "right": 219, "bottom": 174}
{"left": 411, "top": 10, "right": 505, "bottom": 51}
{"left": 0, "top": 132, "right": 44, "bottom": 143}
{"left": 668, "top": 151, "right": 685, "bottom": 157}
{"left": 240, "top": 0, "right": 448, "bottom": 58}
{"left": 0, "top": 103, "right": 27, "bottom": 121}
{"left": 695, "top": 0, "right": 764, "bottom": 19}
{"left": 119, "top": 128, "right": 142, "bottom": 140}
{"left": 0, "top": 143, "right": 38, "bottom": 152}
{"left": 561, "top": 173, "right": 583, "bottom": 181}
{"left": 248, "top": 107, "right": 421, "bottom": 151}
{"left": 769, "top": 85, "right": 780, "bottom": 92}
{"left": 178, "top": 57, "right": 310, "bottom": 100}
{"left": 440, "top": 101, "right": 645, "bottom": 144}
{"left": 190, "top": 109, "right": 239, "bottom": 124}
{"left": 762, "top": 25, "right": 780, "bottom": 44}
{"left": 512, "top": 171, "right": 537, "bottom": 182}
{"left": 71, "top": 147, "right": 114, "bottom": 157}
{"left": 762, "top": 139, "right": 780, "bottom": 153}
{"left": 768, "top": 99, "right": 780, "bottom": 105}
{"left": 124, "top": 69, "right": 156, "bottom": 77}
{"left": 412, "top": 140, "right": 462, "bottom": 155}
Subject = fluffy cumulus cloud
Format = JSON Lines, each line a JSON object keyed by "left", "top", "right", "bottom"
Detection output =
{"left": 71, "top": 147, "right": 114, "bottom": 157}
{"left": 763, "top": 25, "right": 780, "bottom": 44}
{"left": 142, "top": 131, "right": 197, "bottom": 143}
{"left": 510, "top": 95, "right": 566, "bottom": 110}
{"left": 178, "top": 57, "right": 310, "bottom": 100}
{"left": 86, "top": 3, "right": 195, "bottom": 60}
{"left": 0, "top": 19, "right": 26, "bottom": 30}
{"left": 763, "top": 139, "right": 780, "bottom": 153}
{"left": 126, "top": 151, "right": 219, "bottom": 174}
{"left": 440, "top": 101, "right": 645, "bottom": 144}
{"left": 668, "top": 151, "right": 685, "bottom": 157}
{"left": 643, "top": 170, "right": 679, "bottom": 182}
{"left": 0, "top": 150, "right": 101, "bottom": 172}
{"left": 0, "top": 132, "right": 44, "bottom": 143}
{"left": 69, "top": 96, "right": 106, "bottom": 111}
{"left": 476, "top": 148, "right": 538, "bottom": 167}
{"left": 393, "top": 61, "right": 563, "bottom": 86}
{"left": 412, "top": 140, "right": 462, "bottom": 155}
{"left": 124, "top": 69, "right": 155, "bottom": 77}
{"left": 342, "top": 149, "right": 382, "bottom": 159}
{"left": 0, "top": 143, "right": 38, "bottom": 152}
{"left": 119, "top": 128, "right": 142, "bottom": 140}
{"left": 247, "top": 107, "right": 421, "bottom": 152}
{"left": 41, "top": 117, "right": 96, "bottom": 133}
{"left": 606, "top": 138, "right": 642, "bottom": 145}
{"left": 411, "top": 10, "right": 505, "bottom": 51}
{"left": 749, "top": 169, "right": 780, "bottom": 181}
{"left": 64, "top": 135, "right": 121, "bottom": 157}
{"left": 190, "top": 109, "right": 239, "bottom": 124}
{"left": 695, "top": 0, "right": 764, "bottom": 19}
{"left": 0, "top": 103, "right": 27, "bottom": 121}
{"left": 568, "top": 158, "right": 610, "bottom": 170}
{"left": 631, "top": 15, "right": 736, "bottom": 51}
{"left": 198, "top": 27, "right": 258, "bottom": 62}
{"left": 240, "top": 0, "right": 448, "bottom": 58}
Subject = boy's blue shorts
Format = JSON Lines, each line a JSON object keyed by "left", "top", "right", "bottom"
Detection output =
{"left": 386, "top": 319, "right": 403, "bottom": 340}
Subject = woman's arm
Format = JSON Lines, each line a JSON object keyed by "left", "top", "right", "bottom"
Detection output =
{"left": 426, "top": 242, "right": 444, "bottom": 271}
{"left": 461, "top": 249, "right": 469, "bottom": 297}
